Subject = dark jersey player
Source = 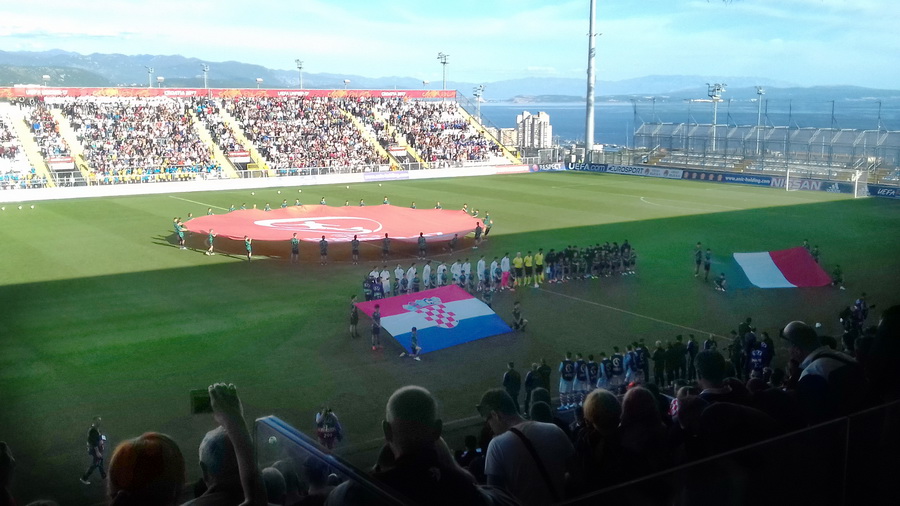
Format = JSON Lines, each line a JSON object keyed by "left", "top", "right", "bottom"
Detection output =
{"left": 559, "top": 352, "right": 576, "bottom": 408}
{"left": 417, "top": 233, "right": 427, "bottom": 259}
{"left": 694, "top": 242, "right": 703, "bottom": 276}
{"left": 512, "top": 301, "right": 528, "bottom": 331}
{"left": 291, "top": 233, "right": 301, "bottom": 264}
{"left": 371, "top": 304, "right": 382, "bottom": 351}
{"left": 349, "top": 295, "right": 360, "bottom": 338}
{"left": 351, "top": 235, "right": 360, "bottom": 265}
{"left": 608, "top": 347, "right": 625, "bottom": 394}
{"left": 703, "top": 248, "right": 712, "bottom": 281}
{"left": 573, "top": 353, "right": 589, "bottom": 404}
{"left": 319, "top": 236, "right": 328, "bottom": 265}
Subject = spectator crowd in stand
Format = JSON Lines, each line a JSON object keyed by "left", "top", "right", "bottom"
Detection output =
{"left": 0, "top": 116, "right": 21, "bottom": 161}
{"left": 225, "top": 96, "right": 388, "bottom": 174}
{"left": 372, "top": 98, "right": 501, "bottom": 166}
{"left": 4, "top": 96, "right": 509, "bottom": 188}
{"left": 0, "top": 115, "right": 46, "bottom": 190}
{"left": 192, "top": 98, "right": 246, "bottom": 155}
{"left": 28, "top": 103, "right": 70, "bottom": 159}
{"left": 58, "top": 96, "right": 221, "bottom": 184}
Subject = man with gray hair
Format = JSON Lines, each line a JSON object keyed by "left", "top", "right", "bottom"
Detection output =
{"left": 781, "top": 320, "right": 869, "bottom": 423}
{"left": 183, "top": 383, "right": 264, "bottom": 506}
{"left": 187, "top": 426, "right": 244, "bottom": 505}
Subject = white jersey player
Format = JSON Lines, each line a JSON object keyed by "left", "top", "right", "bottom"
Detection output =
{"left": 422, "top": 262, "right": 432, "bottom": 289}
{"left": 436, "top": 262, "right": 448, "bottom": 286}
{"left": 380, "top": 267, "right": 391, "bottom": 295}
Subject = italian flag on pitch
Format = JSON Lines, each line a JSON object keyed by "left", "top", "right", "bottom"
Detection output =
{"left": 733, "top": 247, "right": 831, "bottom": 288}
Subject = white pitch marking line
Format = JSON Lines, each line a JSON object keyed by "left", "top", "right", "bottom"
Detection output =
{"left": 538, "top": 287, "right": 731, "bottom": 340}
{"left": 639, "top": 196, "right": 666, "bottom": 207}
{"left": 169, "top": 195, "right": 228, "bottom": 210}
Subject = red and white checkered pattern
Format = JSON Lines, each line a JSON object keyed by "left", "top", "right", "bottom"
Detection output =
{"left": 415, "top": 304, "right": 458, "bottom": 328}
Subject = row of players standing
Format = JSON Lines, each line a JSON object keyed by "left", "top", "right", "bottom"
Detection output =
{"left": 553, "top": 329, "right": 775, "bottom": 409}
{"left": 360, "top": 239, "right": 640, "bottom": 302}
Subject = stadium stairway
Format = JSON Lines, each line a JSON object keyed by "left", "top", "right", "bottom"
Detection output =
{"left": 456, "top": 105, "right": 520, "bottom": 164}
{"left": 339, "top": 110, "right": 401, "bottom": 168}
{"left": 48, "top": 108, "right": 92, "bottom": 184}
{"left": 0, "top": 103, "right": 57, "bottom": 188}
{"left": 370, "top": 109, "right": 428, "bottom": 166}
{"left": 187, "top": 110, "right": 239, "bottom": 178}
{"left": 214, "top": 105, "right": 275, "bottom": 176}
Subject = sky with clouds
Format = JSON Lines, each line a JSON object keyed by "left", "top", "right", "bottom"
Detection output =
{"left": 2, "top": 0, "right": 897, "bottom": 88}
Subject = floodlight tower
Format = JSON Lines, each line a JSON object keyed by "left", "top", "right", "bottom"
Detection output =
{"left": 201, "top": 64, "right": 209, "bottom": 89}
{"left": 295, "top": 59, "right": 304, "bottom": 89}
{"left": 473, "top": 84, "right": 485, "bottom": 122}
{"left": 755, "top": 86, "right": 765, "bottom": 155}
{"left": 707, "top": 82, "right": 726, "bottom": 151}
{"left": 144, "top": 66, "right": 154, "bottom": 88}
{"left": 584, "top": 0, "right": 598, "bottom": 157}
{"left": 437, "top": 52, "right": 449, "bottom": 90}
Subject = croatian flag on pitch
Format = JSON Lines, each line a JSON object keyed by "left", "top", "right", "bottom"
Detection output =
{"left": 733, "top": 247, "right": 831, "bottom": 288}
{"left": 355, "top": 286, "right": 511, "bottom": 354}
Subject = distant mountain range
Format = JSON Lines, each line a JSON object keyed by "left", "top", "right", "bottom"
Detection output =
{"left": 2, "top": 50, "right": 899, "bottom": 102}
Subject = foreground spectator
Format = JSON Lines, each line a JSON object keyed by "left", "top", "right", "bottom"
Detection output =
{"left": 569, "top": 389, "right": 627, "bottom": 495}
{"left": 327, "top": 385, "right": 514, "bottom": 505}
{"left": 478, "top": 388, "right": 573, "bottom": 506}
{"left": 695, "top": 351, "right": 750, "bottom": 406}
{"left": 781, "top": 320, "right": 870, "bottom": 423}
{"left": 270, "top": 460, "right": 303, "bottom": 506}
{"left": 618, "top": 387, "right": 671, "bottom": 477}
{"left": 183, "top": 383, "right": 265, "bottom": 506}
{"left": 295, "top": 457, "right": 334, "bottom": 506}
{"left": 867, "top": 305, "right": 900, "bottom": 402}
{"left": 107, "top": 433, "right": 185, "bottom": 506}
{"left": 261, "top": 468, "right": 285, "bottom": 506}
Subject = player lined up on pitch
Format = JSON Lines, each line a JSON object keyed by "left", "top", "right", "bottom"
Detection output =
{"left": 356, "top": 239, "right": 639, "bottom": 303}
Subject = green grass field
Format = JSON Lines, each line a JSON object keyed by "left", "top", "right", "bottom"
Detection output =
{"left": 2, "top": 172, "right": 899, "bottom": 504}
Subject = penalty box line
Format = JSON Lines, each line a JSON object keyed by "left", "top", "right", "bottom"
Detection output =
{"left": 169, "top": 195, "right": 228, "bottom": 211}
{"left": 537, "top": 288, "right": 732, "bottom": 341}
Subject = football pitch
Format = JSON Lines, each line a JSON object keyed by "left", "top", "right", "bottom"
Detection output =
{"left": 2, "top": 171, "right": 899, "bottom": 503}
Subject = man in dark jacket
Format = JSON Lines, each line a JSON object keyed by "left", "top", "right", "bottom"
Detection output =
{"left": 502, "top": 362, "right": 522, "bottom": 413}
{"left": 523, "top": 363, "right": 539, "bottom": 416}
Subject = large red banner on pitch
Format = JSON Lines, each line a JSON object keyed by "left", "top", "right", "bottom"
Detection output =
{"left": 0, "top": 87, "right": 456, "bottom": 100}
{"left": 185, "top": 205, "right": 480, "bottom": 242}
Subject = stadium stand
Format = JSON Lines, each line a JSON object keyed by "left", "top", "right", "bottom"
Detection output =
{"left": 0, "top": 103, "right": 49, "bottom": 189}
{"left": 370, "top": 98, "right": 504, "bottom": 167}
{"left": 27, "top": 102, "right": 70, "bottom": 159}
{"left": 224, "top": 96, "right": 389, "bottom": 175}
{"left": 57, "top": 97, "right": 222, "bottom": 184}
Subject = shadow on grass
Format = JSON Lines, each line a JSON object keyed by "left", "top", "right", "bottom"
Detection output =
{"left": 0, "top": 197, "right": 898, "bottom": 505}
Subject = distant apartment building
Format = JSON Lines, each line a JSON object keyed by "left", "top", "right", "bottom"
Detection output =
{"left": 517, "top": 111, "right": 552, "bottom": 149}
